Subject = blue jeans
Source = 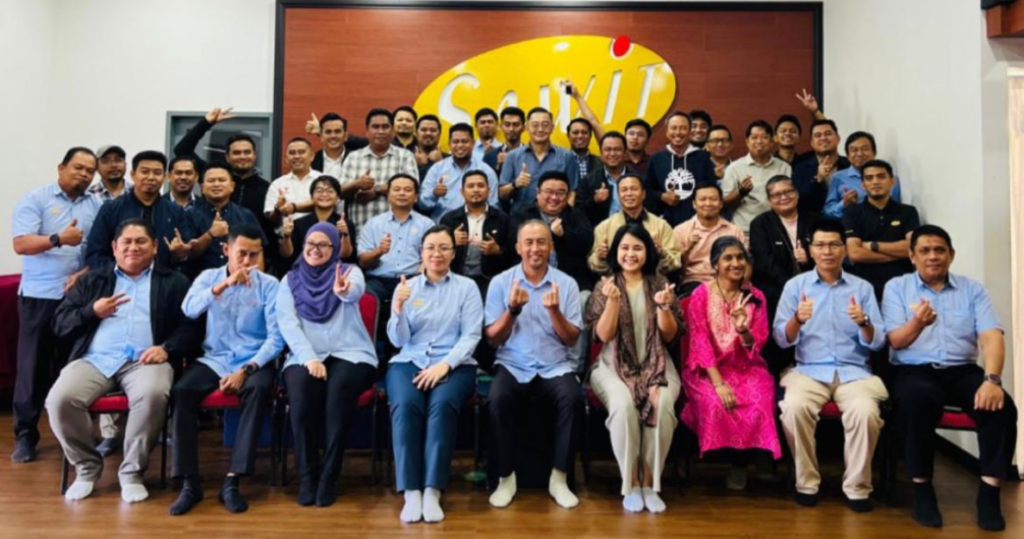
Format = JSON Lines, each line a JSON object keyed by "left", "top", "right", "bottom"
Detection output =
{"left": 386, "top": 362, "right": 476, "bottom": 492}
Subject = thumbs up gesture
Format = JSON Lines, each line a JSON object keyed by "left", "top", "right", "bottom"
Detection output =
{"left": 354, "top": 169, "right": 376, "bottom": 192}
{"left": 594, "top": 182, "right": 610, "bottom": 203}
{"left": 796, "top": 292, "right": 814, "bottom": 324}
{"left": 433, "top": 175, "right": 449, "bottom": 198}
{"left": 379, "top": 232, "right": 392, "bottom": 254}
{"left": 209, "top": 211, "right": 229, "bottom": 238}
{"left": 414, "top": 146, "right": 429, "bottom": 166}
{"left": 336, "top": 212, "right": 349, "bottom": 237}
{"left": 454, "top": 223, "right": 469, "bottom": 246}
{"left": 281, "top": 215, "right": 295, "bottom": 238}
{"left": 305, "top": 113, "right": 321, "bottom": 135}
{"left": 480, "top": 230, "right": 501, "bottom": 256}
{"left": 597, "top": 237, "right": 609, "bottom": 260}
{"left": 497, "top": 147, "right": 507, "bottom": 167}
{"left": 542, "top": 282, "right": 561, "bottom": 312}
{"left": 334, "top": 263, "right": 354, "bottom": 296}
{"left": 58, "top": 218, "right": 83, "bottom": 247}
{"left": 515, "top": 163, "right": 532, "bottom": 189}
{"left": 847, "top": 295, "right": 867, "bottom": 326}
{"left": 793, "top": 241, "right": 808, "bottom": 264}
{"left": 394, "top": 274, "right": 412, "bottom": 312}
{"left": 428, "top": 148, "right": 443, "bottom": 163}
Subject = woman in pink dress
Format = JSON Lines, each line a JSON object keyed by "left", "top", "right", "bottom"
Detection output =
{"left": 681, "top": 236, "right": 781, "bottom": 490}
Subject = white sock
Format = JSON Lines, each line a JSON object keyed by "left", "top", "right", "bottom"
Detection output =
{"left": 65, "top": 480, "right": 95, "bottom": 501}
{"left": 422, "top": 487, "right": 444, "bottom": 523}
{"left": 400, "top": 490, "right": 422, "bottom": 523}
{"left": 121, "top": 483, "right": 149, "bottom": 503}
{"left": 489, "top": 473, "right": 517, "bottom": 508}
{"left": 642, "top": 486, "right": 666, "bottom": 513}
{"left": 623, "top": 487, "right": 644, "bottom": 512}
{"left": 548, "top": 469, "right": 579, "bottom": 509}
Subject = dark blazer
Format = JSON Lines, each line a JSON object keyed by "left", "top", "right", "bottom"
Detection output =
{"left": 510, "top": 203, "right": 596, "bottom": 290}
{"left": 575, "top": 166, "right": 614, "bottom": 226}
{"left": 792, "top": 155, "right": 851, "bottom": 214}
{"left": 749, "top": 210, "right": 820, "bottom": 312}
{"left": 439, "top": 206, "right": 515, "bottom": 279}
{"left": 85, "top": 190, "right": 189, "bottom": 269}
{"left": 310, "top": 136, "right": 369, "bottom": 174}
{"left": 52, "top": 263, "right": 202, "bottom": 371}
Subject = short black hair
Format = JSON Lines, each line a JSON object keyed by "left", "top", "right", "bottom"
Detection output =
{"left": 765, "top": 174, "right": 794, "bottom": 196}
{"left": 202, "top": 163, "right": 233, "bottom": 183}
{"left": 617, "top": 173, "right": 644, "bottom": 192}
{"left": 911, "top": 224, "right": 954, "bottom": 251}
{"left": 809, "top": 219, "right": 846, "bottom": 244}
{"left": 566, "top": 117, "right": 592, "bottom": 136}
{"left": 599, "top": 131, "right": 627, "bottom": 148}
{"left": 500, "top": 106, "right": 525, "bottom": 123}
{"left": 475, "top": 108, "right": 498, "bottom": 123}
{"left": 537, "top": 170, "right": 569, "bottom": 189}
{"left": 62, "top": 146, "right": 97, "bottom": 166}
{"left": 309, "top": 175, "right": 341, "bottom": 198}
{"left": 448, "top": 122, "right": 475, "bottom": 139}
{"left": 394, "top": 105, "right": 418, "bottom": 121}
{"left": 624, "top": 118, "right": 652, "bottom": 138}
{"left": 169, "top": 155, "right": 200, "bottom": 174}
{"left": 810, "top": 118, "right": 839, "bottom": 134}
{"left": 365, "top": 107, "right": 394, "bottom": 127}
{"left": 387, "top": 172, "right": 419, "bottom": 190}
{"left": 607, "top": 223, "right": 660, "bottom": 276}
{"left": 689, "top": 109, "right": 712, "bottom": 125}
{"left": 746, "top": 119, "right": 774, "bottom": 138}
{"left": 526, "top": 107, "right": 552, "bottom": 122}
{"left": 416, "top": 114, "right": 441, "bottom": 130}
{"left": 286, "top": 137, "right": 313, "bottom": 149}
{"left": 131, "top": 150, "right": 167, "bottom": 171}
{"left": 461, "top": 169, "right": 489, "bottom": 188}
{"left": 708, "top": 124, "right": 732, "bottom": 140}
{"left": 319, "top": 112, "right": 348, "bottom": 131}
{"left": 845, "top": 131, "right": 877, "bottom": 154}
{"left": 665, "top": 110, "right": 691, "bottom": 125}
{"left": 861, "top": 159, "right": 893, "bottom": 177}
{"left": 229, "top": 223, "right": 264, "bottom": 243}
{"left": 775, "top": 114, "right": 802, "bottom": 135}
{"left": 114, "top": 218, "right": 154, "bottom": 241}
{"left": 421, "top": 224, "right": 456, "bottom": 246}
{"left": 693, "top": 181, "right": 723, "bottom": 200}
{"left": 225, "top": 133, "right": 257, "bottom": 154}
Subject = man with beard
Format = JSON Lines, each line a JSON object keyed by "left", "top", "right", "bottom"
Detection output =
{"left": 499, "top": 108, "right": 581, "bottom": 214}
{"left": 588, "top": 174, "right": 679, "bottom": 278}
{"left": 419, "top": 123, "right": 499, "bottom": 222}
{"left": 184, "top": 165, "right": 266, "bottom": 276}
{"left": 164, "top": 156, "right": 200, "bottom": 209}
{"left": 722, "top": 120, "right": 792, "bottom": 233}
{"left": 774, "top": 114, "right": 814, "bottom": 167}
{"left": 576, "top": 132, "right": 629, "bottom": 225}
{"left": 566, "top": 81, "right": 651, "bottom": 175}
{"left": 566, "top": 118, "right": 601, "bottom": 179}
{"left": 10, "top": 147, "right": 103, "bottom": 463}
{"left": 673, "top": 183, "right": 747, "bottom": 295}
{"left": 689, "top": 110, "right": 712, "bottom": 149}
{"left": 440, "top": 170, "right": 514, "bottom": 294}
{"left": 823, "top": 132, "right": 906, "bottom": 221}
{"left": 473, "top": 108, "right": 500, "bottom": 161}
{"left": 88, "top": 145, "right": 133, "bottom": 201}
{"left": 705, "top": 125, "right": 734, "bottom": 183}
{"left": 339, "top": 108, "right": 418, "bottom": 228}
{"left": 393, "top": 106, "right": 419, "bottom": 151}
{"left": 483, "top": 107, "right": 525, "bottom": 176}
{"left": 792, "top": 119, "right": 851, "bottom": 214}
{"left": 306, "top": 112, "right": 368, "bottom": 178}
{"left": 643, "top": 111, "right": 716, "bottom": 227}
{"left": 412, "top": 114, "right": 447, "bottom": 180}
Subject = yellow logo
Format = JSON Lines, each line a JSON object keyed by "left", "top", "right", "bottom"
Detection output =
{"left": 891, "top": 220, "right": 901, "bottom": 226}
{"left": 414, "top": 35, "right": 677, "bottom": 152}
{"left": 412, "top": 299, "right": 424, "bottom": 308}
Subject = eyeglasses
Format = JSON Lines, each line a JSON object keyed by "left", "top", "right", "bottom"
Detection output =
{"left": 528, "top": 122, "right": 552, "bottom": 130}
{"left": 423, "top": 245, "right": 453, "bottom": 254}
{"left": 810, "top": 242, "right": 844, "bottom": 251}
{"left": 304, "top": 241, "right": 333, "bottom": 252}
{"left": 768, "top": 188, "right": 797, "bottom": 201}
{"left": 540, "top": 188, "right": 568, "bottom": 198}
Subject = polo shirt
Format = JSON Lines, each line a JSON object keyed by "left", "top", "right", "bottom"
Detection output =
{"left": 720, "top": 154, "right": 793, "bottom": 233}
{"left": 843, "top": 198, "right": 920, "bottom": 297}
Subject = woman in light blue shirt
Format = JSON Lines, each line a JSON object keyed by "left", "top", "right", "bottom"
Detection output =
{"left": 277, "top": 222, "right": 378, "bottom": 508}
{"left": 386, "top": 224, "right": 482, "bottom": 524}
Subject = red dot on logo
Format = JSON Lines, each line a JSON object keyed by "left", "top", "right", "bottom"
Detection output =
{"left": 611, "top": 35, "right": 631, "bottom": 58}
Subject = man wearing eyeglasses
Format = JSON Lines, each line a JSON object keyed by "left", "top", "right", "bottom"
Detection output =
{"left": 705, "top": 125, "right": 734, "bottom": 183}
{"left": 721, "top": 120, "right": 793, "bottom": 234}
{"left": 498, "top": 107, "right": 581, "bottom": 215}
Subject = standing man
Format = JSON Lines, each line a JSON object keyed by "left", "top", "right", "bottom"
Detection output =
{"left": 164, "top": 156, "right": 200, "bottom": 209}
{"left": 439, "top": 171, "right": 515, "bottom": 296}
{"left": 624, "top": 119, "right": 653, "bottom": 175}
{"left": 721, "top": 120, "right": 793, "bottom": 234}
{"left": 88, "top": 145, "right": 133, "bottom": 201}
{"left": 705, "top": 125, "right": 734, "bottom": 183}
{"left": 419, "top": 123, "right": 499, "bottom": 222}
{"left": 393, "top": 106, "right": 419, "bottom": 151}
{"left": 792, "top": 119, "right": 850, "bottom": 214}
{"left": 186, "top": 165, "right": 266, "bottom": 276}
{"left": 483, "top": 107, "right": 525, "bottom": 177}
{"left": 576, "top": 132, "right": 629, "bottom": 226}
{"left": 822, "top": 132, "right": 905, "bottom": 222}
{"left": 473, "top": 108, "right": 500, "bottom": 161}
{"left": 413, "top": 114, "right": 446, "bottom": 180}
{"left": 339, "top": 108, "right": 418, "bottom": 229}
{"left": 263, "top": 138, "right": 321, "bottom": 228}
{"left": 10, "top": 147, "right": 103, "bottom": 463}
{"left": 688, "top": 110, "right": 713, "bottom": 149}
{"left": 306, "top": 112, "right": 368, "bottom": 179}
{"left": 498, "top": 107, "right": 581, "bottom": 215}
{"left": 643, "top": 111, "right": 716, "bottom": 227}
{"left": 566, "top": 118, "right": 601, "bottom": 179}
{"left": 774, "top": 114, "right": 814, "bottom": 166}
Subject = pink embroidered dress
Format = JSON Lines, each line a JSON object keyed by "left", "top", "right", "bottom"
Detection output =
{"left": 680, "top": 282, "right": 782, "bottom": 458}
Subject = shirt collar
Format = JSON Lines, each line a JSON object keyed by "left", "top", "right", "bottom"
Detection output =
{"left": 514, "top": 264, "right": 553, "bottom": 289}
{"left": 114, "top": 263, "right": 154, "bottom": 280}
{"left": 813, "top": 269, "right": 849, "bottom": 285}
{"left": 693, "top": 217, "right": 725, "bottom": 232}
{"left": 622, "top": 209, "right": 648, "bottom": 224}
{"left": 421, "top": 270, "right": 452, "bottom": 286}
{"left": 743, "top": 154, "right": 777, "bottom": 167}
{"left": 914, "top": 271, "right": 956, "bottom": 291}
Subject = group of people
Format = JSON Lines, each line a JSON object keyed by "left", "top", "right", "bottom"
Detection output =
{"left": 8, "top": 89, "right": 1016, "bottom": 531}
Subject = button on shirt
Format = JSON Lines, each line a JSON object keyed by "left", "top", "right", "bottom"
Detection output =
{"left": 276, "top": 269, "right": 378, "bottom": 370}
{"left": 419, "top": 156, "right": 499, "bottom": 222}
{"left": 484, "top": 265, "right": 582, "bottom": 383}
{"left": 499, "top": 144, "right": 581, "bottom": 215}
{"left": 720, "top": 155, "right": 793, "bottom": 232}
{"left": 882, "top": 272, "right": 1003, "bottom": 367}
{"left": 822, "top": 167, "right": 904, "bottom": 221}
{"left": 12, "top": 184, "right": 103, "bottom": 300}
{"left": 357, "top": 210, "right": 434, "bottom": 278}
{"left": 81, "top": 266, "right": 154, "bottom": 378}
{"left": 86, "top": 179, "right": 134, "bottom": 202}
{"left": 463, "top": 210, "right": 487, "bottom": 276}
{"left": 339, "top": 145, "right": 419, "bottom": 228}
{"left": 182, "top": 267, "right": 285, "bottom": 377}
{"left": 773, "top": 270, "right": 886, "bottom": 383}
{"left": 387, "top": 273, "right": 482, "bottom": 369}
{"left": 263, "top": 170, "right": 322, "bottom": 224}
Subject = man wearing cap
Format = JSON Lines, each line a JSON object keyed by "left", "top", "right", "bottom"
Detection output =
{"left": 87, "top": 145, "right": 134, "bottom": 202}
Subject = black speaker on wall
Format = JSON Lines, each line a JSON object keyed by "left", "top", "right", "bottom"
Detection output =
{"left": 983, "top": 0, "right": 1015, "bottom": 9}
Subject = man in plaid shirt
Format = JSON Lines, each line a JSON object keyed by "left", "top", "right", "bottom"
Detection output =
{"left": 339, "top": 108, "right": 418, "bottom": 228}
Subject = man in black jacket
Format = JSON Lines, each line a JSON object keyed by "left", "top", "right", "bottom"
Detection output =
{"left": 575, "top": 131, "right": 628, "bottom": 227}
{"left": 439, "top": 170, "right": 514, "bottom": 297}
{"left": 46, "top": 219, "right": 201, "bottom": 504}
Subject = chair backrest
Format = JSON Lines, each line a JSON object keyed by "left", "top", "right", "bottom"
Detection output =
{"left": 359, "top": 292, "right": 379, "bottom": 342}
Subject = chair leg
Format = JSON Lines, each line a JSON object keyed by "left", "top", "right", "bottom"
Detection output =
{"left": 60, "top": 457, "right": 70, "bottom": 495}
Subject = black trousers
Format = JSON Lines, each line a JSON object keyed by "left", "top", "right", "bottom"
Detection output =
{"left": 283, "top": 358, "right": 377, "bottom": 483}
{"left": 489, "top": 365, "right": 580, "bottom": 478}
{"left": 171, "top": 362, "right": 275, "bottom": 478}
{"left": 893, "top": 364, "right": 1018, "bottom": 480}
{"left": 13, "top": 296, "right": 65, "bottom": 445}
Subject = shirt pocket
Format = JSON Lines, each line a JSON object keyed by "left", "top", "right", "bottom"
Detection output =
{"left": 944, "top": 309, "right": 976, "bottom": 342}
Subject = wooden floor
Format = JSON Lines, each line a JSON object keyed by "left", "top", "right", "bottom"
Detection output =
{"left": 0, "top": 413, "right": 1019, "bottom": 539}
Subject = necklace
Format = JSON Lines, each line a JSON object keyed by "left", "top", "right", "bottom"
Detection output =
{"left": 714, "top": 279, "right": 740, "bottom": 306}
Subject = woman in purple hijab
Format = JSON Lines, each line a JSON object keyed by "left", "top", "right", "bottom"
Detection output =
{"left": 276, "top": 222, "right": 378, "bottom": 507}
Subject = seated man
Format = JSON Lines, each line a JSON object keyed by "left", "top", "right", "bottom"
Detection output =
{"left": 169, "top": 224, "right": 284, "bottom": 516}
{"left": 357, "top": 173, "right": 434, "bottom": 307}
{"left": 46, "top": 219, "right": 200, "bottom": 503}
{"left": 773, "top": 220, "right": 887, "bottom": 512}
{"left": 184, "top": 165, "right": 266, "bottom": 276}
{"left": 588, "top": 174, "right": 680, "bottom": 278}
{"left": 419, "top": 123, "right": 499, "bottom": 222}
{"left": 439, "top": 170, "right": 514, "bottom": 296}
{"left": 485, "top": 220, "right": 582, "bottom": 510}
{"left": 673, "top": 183, "right": 748, "bottom": 295}
{"left": 883, "top": 225, "right": 1017, "bottom": 531}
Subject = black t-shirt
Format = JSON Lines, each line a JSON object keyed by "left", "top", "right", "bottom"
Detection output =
{"left": 843, "top": 199, "right": 920, "bottom": 297}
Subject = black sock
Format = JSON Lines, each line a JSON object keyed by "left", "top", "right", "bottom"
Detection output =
{"left": 911, "top": 482, "right": 943, "bottom": 528}
{"left": 220, "top": 475, "right": 248, "bottom": 513}
{"left": 976, "top": 482, "right": 1005, "bottom": 531}
{"left": 316, "top": 478, "right": 338, "bottom": 507}
{"left": 298, "top": 476, "right": 318, "bottom": 507}
{"left": 169, "top": 477, "right": 204, "bottom": 516}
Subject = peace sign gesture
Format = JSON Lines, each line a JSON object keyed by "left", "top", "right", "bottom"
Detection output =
{"left": 333, "top": 263, "right": 354, "bottom": 296}
{"left": 654, "top": 282, "right": 676, "bottom": 308}
{"left": 730, "top": 293, "right": 752, "bottom": 333}
{"left": 795, "top": 88, "right": 819, "bottom": 114}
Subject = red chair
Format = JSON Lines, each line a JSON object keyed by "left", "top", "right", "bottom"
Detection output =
{"left": 881, "top": 406, "right": 978, "bottom": 485}
{"left": 60, "top": 394, "right": 168, "bottom": 494}
{"left": 276, "top": 292, "right": 384, "bottom": 484}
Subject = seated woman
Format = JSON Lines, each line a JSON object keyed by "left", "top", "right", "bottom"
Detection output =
{"left": 386, "top": 225, "right": 483, "bottom": 524}
{"left": 681, "top": 236, "right": 781, "bottom": 490}
{"left": 277, "top": 222, "right": 378, "bottom": 507}
{"left": 279, "top": 175, "right": 356, "bottom": 268}
{"left": 586, "top": 223, "right": 684, "bottom": 513}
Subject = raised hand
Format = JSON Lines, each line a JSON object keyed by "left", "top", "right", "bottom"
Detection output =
{"left": 661, "top": 189, "right": 680, "bottom": 207}
{"left": 508, "top": 278, "right": 529, "bottom": 309}
{"left": 714, "top": 161, "right": 727, "bottom": 179}
{"left": 730, "top": 293, "right": 752, "bottom": 332}
{"left": 847, "top": 295, "right": 867, "bottom": 326}
{"left": 594, "top": 183, "right": 610, "bottom": 203}
{"left": 379, "top": 232, "right": 392, "bottom": 254}
{"left": 796, "top": 292, "right": 814, "bottom": 324}
{"left": 93, "top": 292, "right": 130, "bottom": 319}
{"left": 739, "top": 175, "right": 754, "bottom": 194}
{"left": 597, "top": 238, "right": 609, "bottom": 260}
{"left": 910, "top": 298, "right": 937, "bottom": 327}
{"left": 433, "top": 175, "right": 448, "bottom": 198}
{"left": 428, "top": 149, "right": 443, "bottom": 163}
{"left": 841, "top": 187, "right": 859, "bottom": 208}
{"left": 58, "top": 218, "right": 84, "bottom": 247}
{"left": 334, "top": 263, "right": 354, "bottom": 296}
{"left": 654, "top": 282, "right": 675, "bottom": 308}
{"left": 163, "top": 227, "right": 195, "bottom": 259}
{"left": 793, "top": 241, "right": 808, "bottom": 264}
{"left": 542, "top": 282, "right": 561, "bottom": 312}
{"left": 497, "top": 148, "right": 507, "bottom": 166}
{"left": 305, "top": 359, "right": 326, "bottom": 380}
{"left": 304, "top": 113, "right": 321, "bottom": 135}
{"left": 795, "top": 88, "right": 820, "bottom": 114}
{"left": 393, "top": 275, "right": 412, "bottom": 314}
{"left": 515, "top": 163, "right": 531, "bottom": 189}
{"left": 276, "top": 188, "right": 293, "bottom": 216}
{"left": 550, "top": 217, "right": 564, "bottom": 237}
{"left": 454, "top": 223, "right": 469, "bottom": 246}
{"left": 480, "top": 232, "right": 501, "bottom": 256}
{"left": 816, "top": 155, "right": 835, "bottom": 183}
{"left": 227, "top": 265, "right": 254, "bottom": 289}
{"left": 205, "top": 107, "right": 236, "bottom": 124}
{"left": 281, "top": 216, "right": 295, "bottom": 238}
{"left": 337, "top": 213, "right": 349, "bottom": 237}
{"left": 414, "top": 146, "right": 429, "bottom": 166}
{"left": 209, "top": 211, "right": 229, "bottom": 238}
{"left": 600, "top": 276, "right": 620, "bottom": 302}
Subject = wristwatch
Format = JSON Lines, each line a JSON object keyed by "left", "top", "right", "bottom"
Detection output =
{"left": 49, "top": 233, "right": 61, "bottom": 248}
{"left": 858, "top": 314, "right": 871, "bottom": 328}
{"left": 243, "top": 363, "right": 258, "bottom": 376}
{"left": 870, "top": 241, "right": 879, "bottom": 253}
{"left": 984, "top": 373, "right": 1003, "bottom": 386}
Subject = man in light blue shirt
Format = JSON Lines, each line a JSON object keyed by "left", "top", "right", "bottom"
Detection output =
{"left": 498, "top": 107, "right": 581, "bottom": 214}
{"left": 822, "top": 132, "right": 904, "bottom": 221}
{"left": 773, "top": 220, "right": 888, "bottom": 511}
{"left": 10, "top": 147, "right": 102, "bottom": 463}
{"left": 472, "top": 107, "right": 500, "bottom": 161}
{"left": 419, "top": 123, "right": 499, "bottom": 222}
{"left": 169, "top": 224, "right": 284, "bottom": 516}
{"left": 484, "top": 220, "right": 582, "bottom": 511}
{"left": 882, "top": 225, "right": 1015, "bottom": 531}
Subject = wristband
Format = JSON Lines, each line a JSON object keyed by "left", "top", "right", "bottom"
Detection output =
{"left": 508, "top": 304, "right": 523, "bottom": 316}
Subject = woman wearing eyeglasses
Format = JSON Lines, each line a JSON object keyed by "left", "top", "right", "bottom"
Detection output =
{"left": 386, "top": 225, "right": 482, "bottom": 524}
{"left": 276, "top": 222, "right": 378, "bottom": 508}
{"left": 278, "top": 176, "right": 356, "bottom": 269}
{"left": 681, "top": 236, "right": 781, "bottom": 491}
